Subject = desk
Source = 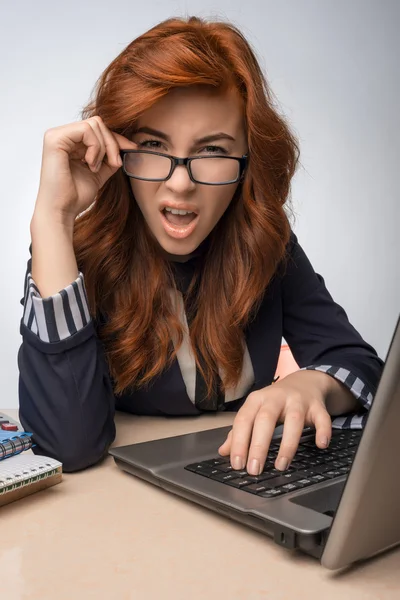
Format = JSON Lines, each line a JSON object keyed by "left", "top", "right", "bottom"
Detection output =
{"left": 1, "top": 409, "right": 400, "bottom": 600}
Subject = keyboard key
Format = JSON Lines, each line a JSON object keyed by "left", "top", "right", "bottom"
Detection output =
{"left": 267, "top": 466, "right": 296, "bottom": 476}
{"left": 329, "top": 460, "right": 346, "bottom": 469}
{"left": 296, "top": 451, "right": 314, "bottom": 459}
{"left": 259, "top": 488, "right": 286, "bottom": 498}
{"left": 209, "top": 472, "right": 242, "bottom": 483}
{"left": 309, "top": 474, "right": 329, "bottom": 483}
{"left": 185, "top": 463, "right": 209, "bottom": 473}
{"left": 267, "top": 451, "right": 278, "bottom": 459}
{"left": 262, "top": 460, "right": 276, "bottom": 470}
{"left": 202, "top": 458, "right": 229, "bottom": 467}
{"left": 339, "top": 466, "right": 351, "bottom": 474}
{"left": 289, "top": 462, "right": 307, "bottom": 470}
{"left": 226, "top": 478, "right": 254, "bottom": 489}
{"left": 213, "top": 464, "right": 236, "bottom": 472}
{"left": 263, "top": 472, "right": 303, "bottom": 488}
{"left": 324, "top": 470, "right": 346, "bottom": 479}
{"left": 185, "top": 464, "right": 220, "bottom": 477}
{"left": 244, "top": 483, "right": 271, "bottom": 494}
{"left": 298, "top": 464, "right": 332, "bottom": 476}
{"left": 257, "top": 470, "right": 285, "bottom": 481}
{"left": 269, "top": 443, "right": 280, "bottom": 451}
{"left": 281, "top": 483, "right": 299, "bottom": 492}
{"left": 307, "top": 459, "right": 322, "bottom": 466}
{"left": 202, "top": 468, "right": 221, "bottom": 477}
{"left": 336, "top": 442, "right": 351, "bottom": 449}
{"left": 245, "top": 472, "right": 280, "bottom": 484}
{"left": 295, "top": 478, "right": 315, "bottom": 488}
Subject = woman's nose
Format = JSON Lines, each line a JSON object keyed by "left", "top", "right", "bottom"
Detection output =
{"left": 164, "top": 163, "right": 196, "bottom": 192}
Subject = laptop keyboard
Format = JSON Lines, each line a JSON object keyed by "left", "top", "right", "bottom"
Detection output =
{"left": 185, "top": 429, "right": 362, "bottom": 498}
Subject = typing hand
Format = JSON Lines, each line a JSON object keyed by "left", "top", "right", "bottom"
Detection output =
{"left": 218, "top": 370, "right": 333, "bottom": 475}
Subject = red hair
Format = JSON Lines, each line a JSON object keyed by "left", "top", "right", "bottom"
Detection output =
{"left": 74, "top": 15, "right": 300, "bottom": 398}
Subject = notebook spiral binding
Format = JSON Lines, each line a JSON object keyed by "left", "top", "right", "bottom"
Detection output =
{"left": 0, "top": 433, "right": 35, "bottom": 461}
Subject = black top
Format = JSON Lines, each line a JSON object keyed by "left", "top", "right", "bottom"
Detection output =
{"left": 18, "top": 230, "right": 384, "bottom": 471}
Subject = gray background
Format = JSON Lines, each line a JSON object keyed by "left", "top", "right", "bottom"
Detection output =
{"left": 1, "top": 0, "right": 399, "bottom": 409}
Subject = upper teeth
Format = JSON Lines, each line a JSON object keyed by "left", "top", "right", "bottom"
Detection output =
{"left": 165, "top": 207, "right": 194, "bottom": 215}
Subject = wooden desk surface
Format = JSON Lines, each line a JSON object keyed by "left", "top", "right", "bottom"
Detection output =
{"left": 2, "top": 408, "right": 400, "bottom": 600}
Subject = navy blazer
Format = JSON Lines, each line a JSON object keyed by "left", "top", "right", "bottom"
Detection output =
{"left": 18, "top": 231, "right": 384, "bottom": 471}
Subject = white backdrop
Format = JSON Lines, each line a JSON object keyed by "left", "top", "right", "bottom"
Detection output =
{"left": 1, "top": 0, "right": 399, "bottom": 408}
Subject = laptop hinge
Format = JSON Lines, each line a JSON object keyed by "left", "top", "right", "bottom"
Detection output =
{"left": 274, "top": 526, "right": 297, "bottom": 550}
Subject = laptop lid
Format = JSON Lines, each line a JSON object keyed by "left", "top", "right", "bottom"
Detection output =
{"left": 321, "top": 315, "right": 400, "bottom": 569}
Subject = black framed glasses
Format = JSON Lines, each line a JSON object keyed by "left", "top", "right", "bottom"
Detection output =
{"left": 119, "top": 149, "right": 248, "bottom": 186}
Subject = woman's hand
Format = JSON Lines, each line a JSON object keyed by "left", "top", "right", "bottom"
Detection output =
{"left": 33, "top": 116, "right": 138, "bottom": 227}
{"left": 218, "top": 370, "right": 336, "bottom": 476}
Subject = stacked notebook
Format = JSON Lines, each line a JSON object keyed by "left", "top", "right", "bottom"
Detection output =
{"left": 0, "top": 429, "right": 34, "bottom": 460}
{"left": 0, "top": 412, "right": 62, "bottom": 507}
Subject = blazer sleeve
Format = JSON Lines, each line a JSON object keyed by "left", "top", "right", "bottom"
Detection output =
{"left": 280, "top": 231, "right": 384, "bottom": 429}
{"left": 17, "top": 245, "right": 116, "bottom": 472}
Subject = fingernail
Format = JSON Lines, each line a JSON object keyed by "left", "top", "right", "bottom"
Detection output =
{"left": 117, "top": 155, "right": 123, "bottom": 166}
{"left": 249, "top": 459, "right": 260, "bottom": 475}
{"left": 320, "top": 437, "right": 329, "bottom": 448}
{"left": 96, "top": 160, "right": 102, "bottom": 171}
{"left": 276, "top": 457, "right": 289, "bottom": 471}
{"left": 232, "top": 456, "right": 244, "bottom": 470}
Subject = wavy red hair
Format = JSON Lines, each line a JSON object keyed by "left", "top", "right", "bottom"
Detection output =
{"left": 74, "top": 15, "right": 300, "bottom": 399}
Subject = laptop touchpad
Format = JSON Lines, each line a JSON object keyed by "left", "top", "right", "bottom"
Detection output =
{"left": 289, "top": 481, "right": 346, "bottom": 516}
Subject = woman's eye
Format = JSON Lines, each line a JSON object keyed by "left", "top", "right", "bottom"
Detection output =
{"left": 138, "top": 139, "right": 162, "bottom": 149}
{"left": 202, "top": 145, "right": 227, "bottom": 154}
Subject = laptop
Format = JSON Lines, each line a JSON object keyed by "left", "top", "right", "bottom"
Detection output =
{"left": 109, "top": 315, "right": 400, "bottom": 570}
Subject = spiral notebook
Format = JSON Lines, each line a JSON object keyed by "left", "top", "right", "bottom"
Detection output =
{"left": 0, "top": 454, "right": 62, "bottom": 507}
{"left": 0, "top": 430, "right": 34, "bottom": 461}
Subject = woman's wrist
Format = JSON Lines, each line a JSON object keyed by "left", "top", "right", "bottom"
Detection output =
{"left": 30, "top": 207, "right": 76, "bottom": 238}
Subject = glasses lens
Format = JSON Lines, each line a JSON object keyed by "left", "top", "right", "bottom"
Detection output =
{"left": 191, "top": 157, "right": 240, "bottom": 184}
{"left": 124, "top": 152, "right": 171, "bottom": 180}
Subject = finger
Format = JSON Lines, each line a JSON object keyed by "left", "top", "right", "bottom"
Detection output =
{"left": 228, "top": 394, "right": 262, "bottom": 471}
{"left": 312, "top": 404, "right": 332, "bottom": 448}
{"left": 90, "top": 116, "right": 124, "bottom": 169}
{"left": 52, "top": 121, "right": 103, "bottom": 173}
{"left": 275, "top": 405, "right": 306, "bottom": 471}
{"left": 113, "top": 130, "right": 141, "bottom": 149}
{"left": 218, "top": 429, "right": 232, "bottom": 456}
{"left": 86, "top": 117, "right": 107, "bottom": 171}
{"left": 246, "top": 407, "right": 279, "bottom": 475}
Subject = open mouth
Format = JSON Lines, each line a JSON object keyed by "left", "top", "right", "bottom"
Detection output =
{"left": 160, "top": 208, "right": 200, "bottom": 239}
{"left": 161, "top": 208, "right": 198, "bottom": 226}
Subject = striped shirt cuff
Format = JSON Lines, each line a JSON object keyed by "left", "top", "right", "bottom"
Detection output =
{"left": 300, "top": 365, "right": 374, "bottom": 430}
{"left": 22, "top": 272, "right": 91, "bottom": 342}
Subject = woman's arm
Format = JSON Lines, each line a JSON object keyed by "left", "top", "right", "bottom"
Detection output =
{"left": 281, "top": 230, "right": 384, "bottom": 428}
{"left": 18, "top": 219, "right": 116, "bottom": 471}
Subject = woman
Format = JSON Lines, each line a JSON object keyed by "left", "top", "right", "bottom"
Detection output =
{"left": 18, "top": 16, "right": 383, "bottom": 473}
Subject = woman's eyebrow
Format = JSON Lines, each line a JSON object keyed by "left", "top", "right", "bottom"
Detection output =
{"left": 132, "top": 126, "right": 235, "bottom": 144}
